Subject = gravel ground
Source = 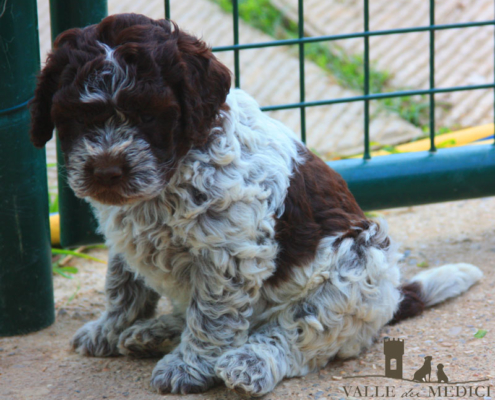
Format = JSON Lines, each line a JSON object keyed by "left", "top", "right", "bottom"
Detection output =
{"left": 1, "top": 197, "right": 494, "bottom": 400}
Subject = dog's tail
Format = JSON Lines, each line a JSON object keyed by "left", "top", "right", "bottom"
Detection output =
{"left": 389, "top": 263, "right": 483, "bottom": 325}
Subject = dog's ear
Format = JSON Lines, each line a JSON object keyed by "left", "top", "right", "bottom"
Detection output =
{"left": 29, "top": 29, "right": 83, "bottom": 148}
{"left": 157, "top": 23, "right": 232, "bottom": 147}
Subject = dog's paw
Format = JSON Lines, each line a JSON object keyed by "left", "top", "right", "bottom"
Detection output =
{"left": 150, "top": 352, "right": 217, "bottom": 394}
{"left": 118, "top": 319, "right": 180, "bottom": 358}
{"left": 216, "top": 349, "right": 274, "bottom": 397}
{"left": 71, "top": 319, "right": 119, "bottom": 357}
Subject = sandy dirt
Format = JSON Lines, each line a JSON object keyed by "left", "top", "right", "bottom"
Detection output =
{"left": 1, "top": 197, "right": 494, "bottom": 400}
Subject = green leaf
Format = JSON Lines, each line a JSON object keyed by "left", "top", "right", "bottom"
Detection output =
{"left": 381, "top": 145, "right": 401, "bottom": 154}
{"left": 51, "top": 248, "right": 106, "bottom": 264}
{"left": 436, "top": 139, "right": 457, "bottom": 149}
{"left": 67, "top": 283, "right": 81, "bottom": 303}
{"left": 49, "top": 194, "right": 59, "bottom": 213}
{"left": 52, "top": 264, "right": 73, "bottom": 279}
{"left": 61, "top": 266, "right": 79, "bottom": 274}
{"left": 417, "top": 261, "right": 429, "bottom": 268}
{"left": 84, "top": 244, "right": 108, "bottom": 250}
{"left": 474, "top": 329, "right": 487, "bottom": 339}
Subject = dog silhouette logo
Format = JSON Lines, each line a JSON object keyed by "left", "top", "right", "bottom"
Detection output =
{"left": 413, "top": 355, "right": 433, "bottom": 382}
{"left": 437, "top": 363, "right": 449, "bottom": 383}
{"left": 384, "top": 339, "right": 454, "bottom": 383}
{"left": 341, "top": 338, "right": 490, "bottom": 398}
{"left": 342, "top": 337, "right": 489, "bottom": 397}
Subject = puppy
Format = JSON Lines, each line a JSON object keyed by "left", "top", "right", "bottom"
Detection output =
{"left": 30, "top": 13, "right": 483, "bottom": 396}
{"left": 413, "top": 356, "right": 433, "bottom": 382}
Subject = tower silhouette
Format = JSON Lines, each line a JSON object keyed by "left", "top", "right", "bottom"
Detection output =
{"left": 384, "top": 338, "right": 404, "bottom": 379}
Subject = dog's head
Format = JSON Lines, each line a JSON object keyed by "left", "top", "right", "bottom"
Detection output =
{"left": 425, "top": 356, "right": 432, "bottom": 362}
{"left": 437, "top": 363, "right": 444, "bottom": 369}
{"left": 30, "top": 14, "right": 231, "bottom": 205}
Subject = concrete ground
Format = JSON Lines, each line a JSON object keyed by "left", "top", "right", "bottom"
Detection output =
{"left": 1, "top": 196, "right": 494, "bottom": 400}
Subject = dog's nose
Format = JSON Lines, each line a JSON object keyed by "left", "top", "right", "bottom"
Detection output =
{"left": 93, "top": 165, "right": 123, "bottom": 185}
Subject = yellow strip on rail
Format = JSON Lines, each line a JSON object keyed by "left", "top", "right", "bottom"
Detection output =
{"left": 350, "top": 123, "right": 494, "bottom": 158}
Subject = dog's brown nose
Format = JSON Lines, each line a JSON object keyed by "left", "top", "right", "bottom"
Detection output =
{"left": 93, "top": 165, "right": 123, "bottom": 185}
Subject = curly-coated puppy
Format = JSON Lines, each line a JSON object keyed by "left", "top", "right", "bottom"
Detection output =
{"left": 30, "top": 13, "right": 483, "bottom": 396}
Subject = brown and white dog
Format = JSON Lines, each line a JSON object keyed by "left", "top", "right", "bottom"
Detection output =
{"left": 30, "top": 14, "right": 482, "bottom": 396}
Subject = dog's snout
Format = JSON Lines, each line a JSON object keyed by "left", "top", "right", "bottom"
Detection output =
{"left": 93, "top": 164, "right": 123, "bottom": 185}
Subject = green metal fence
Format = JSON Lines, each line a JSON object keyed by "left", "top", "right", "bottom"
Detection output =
{"left": 0, "top": 0, "right": 54, "bottom": 336}
{"left": 199, "top": 0, "right": 495, "bottom": 210}
{"left": 51, "top": 0, "right": 107, "bottom": 248}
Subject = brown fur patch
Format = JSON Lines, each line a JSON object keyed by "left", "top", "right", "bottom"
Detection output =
{"left": 29, "top": 13, "right": 231, "bottom": 157}
{"left": 388, "top": 282, "right": 425, "bottom": 325}
{"left": 269, "top": 146, "right": 369, "bottom": 285}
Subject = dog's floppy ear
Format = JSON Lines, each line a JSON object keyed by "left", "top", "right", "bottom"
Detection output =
{"left": 159, "top": 23, "right": 232, "bottom": 147}
{"left": 29, "top": 28, "right": 81, "bottom": 148}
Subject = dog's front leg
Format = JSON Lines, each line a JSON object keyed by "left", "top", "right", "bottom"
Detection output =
{"left": 150, "top": 257, "right": 254, "bottom": 394}
{"left": 71, "top": 252, "right": 160, "bottom": 357}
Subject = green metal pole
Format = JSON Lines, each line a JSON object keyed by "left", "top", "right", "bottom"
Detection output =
{"left": 363, "top": 0, "right": 371, "bottom": 160}
{"left": 330, "top": 145, "right": 495, "bottom": 211}
{"left": 0, "top": 0, "right": 55, "bottom": 336}
{"left": 298, "top": 0, "right": 306, "bottom": 143}
{"left": 233, "top": 0, "right": 240, "bottom": 88}
{"left": 50, "top": 0, "right": 108, "bottom": 248}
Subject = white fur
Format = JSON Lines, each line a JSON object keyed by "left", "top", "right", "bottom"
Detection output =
{"left": 410, "top": 263, "right": 483, "bottom": 307}
{"left": 80, "top": 42, "right": 135, "bottom": 104}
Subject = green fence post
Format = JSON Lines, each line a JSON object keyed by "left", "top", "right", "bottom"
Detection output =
{"left": 0, "top": 0, "right": 55, "bottom": 336}
{"left": 50, "top": 0, "right": 108, "bottom": 248}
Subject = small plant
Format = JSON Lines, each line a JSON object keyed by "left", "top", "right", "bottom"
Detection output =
{"left": 474, "top": 329, "right": 487, "bottom": 339}
{"left": 436, "top": 139, "right": 457, "bottom": 149}
{"left": 51, "top": 247, "right": 106, "bottom": 279}
{"left": 47, "top": 163, "right": 59, "bottom": 214}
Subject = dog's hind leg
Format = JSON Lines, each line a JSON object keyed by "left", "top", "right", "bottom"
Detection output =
{"left": 118, "top": 312, "right": 184, "bottom": 357}
{"left": 71, "top": 253, "right": 160, "bottom": 357}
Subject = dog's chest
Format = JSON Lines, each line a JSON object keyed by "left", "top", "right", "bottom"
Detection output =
{"left": 95, "top": 199, "right": 194, "bottom": 304}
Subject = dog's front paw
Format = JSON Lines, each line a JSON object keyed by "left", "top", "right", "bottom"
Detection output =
{"left": 118, "top": 319, "right": 180, "bottom": 358}
{"left": 216, "top": 349, "right": 274, "bottom": 397}
{"left": 71, "top": 319, "right": 120, "bottom": 357}
{"left": 151, "top": 352, "right": 217, "bottom": 394}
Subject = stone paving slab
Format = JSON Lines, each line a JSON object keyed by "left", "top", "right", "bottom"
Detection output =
{"left": 37, "top": 0, "right": 421, "bottom": 190}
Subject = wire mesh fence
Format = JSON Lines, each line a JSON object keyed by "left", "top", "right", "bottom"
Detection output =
{"left": 164, "top": 0, "right": 495, "bottom": 157}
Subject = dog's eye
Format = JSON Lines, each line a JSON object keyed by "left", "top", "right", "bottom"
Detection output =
{"left": 141, "top": 114, "right": 155, "bottom": 124}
